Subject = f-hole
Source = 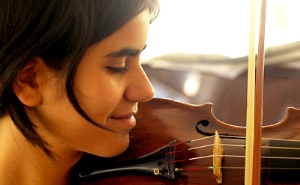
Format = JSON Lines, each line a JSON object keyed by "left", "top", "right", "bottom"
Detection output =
{"left": 195, "top": 120, "right": 214, "bottom": 136}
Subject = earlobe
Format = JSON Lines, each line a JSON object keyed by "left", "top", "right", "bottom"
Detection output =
{"left": 12, "top": 57, "right": 45, "bottom": 107}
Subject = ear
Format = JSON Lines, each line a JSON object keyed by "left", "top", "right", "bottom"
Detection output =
{"left": 12, "top": 57, "right": 47, "bottom": 107}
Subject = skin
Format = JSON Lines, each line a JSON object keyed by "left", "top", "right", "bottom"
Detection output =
{"left": 0, "top": 10, "right": 154, "bottom": 185}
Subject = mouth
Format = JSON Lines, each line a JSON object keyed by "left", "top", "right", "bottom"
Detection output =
{"left": 111, "top": 112, "right": 136, "bottom": 120}
{"left": 110, "top": 113, "right": 137, "bottom": 131}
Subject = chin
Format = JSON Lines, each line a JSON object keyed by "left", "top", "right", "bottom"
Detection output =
{"left": 98, "top": 134, "right": 130, "bottom": 157}
{"left": 112, "top": 143, "right": 129, "bottom": 157}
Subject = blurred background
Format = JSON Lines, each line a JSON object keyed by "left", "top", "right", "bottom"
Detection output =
{"left": 140, "top": 0, "right": 300, "bottom": 126}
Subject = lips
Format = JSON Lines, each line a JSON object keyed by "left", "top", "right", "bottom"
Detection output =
{"left": 111, "top": 112, "right": 136, "bottom": 120}
{"left": 110, "top": 112, "right": 137, "bottom": 131}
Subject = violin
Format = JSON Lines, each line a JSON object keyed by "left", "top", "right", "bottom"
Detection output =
{"left": 74, "top": 0, "right": 300, "bottom": 184}
{"left": 76, "top": 97, "right": 300, "bottom": 185}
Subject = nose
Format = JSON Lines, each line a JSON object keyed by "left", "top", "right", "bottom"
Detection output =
{"left": 125, "top": 65, "right": 154, "bottom": 102}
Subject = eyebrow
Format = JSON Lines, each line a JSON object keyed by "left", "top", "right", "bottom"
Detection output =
{"left": 105, "top": 45, "right": 147, "bottom": 58}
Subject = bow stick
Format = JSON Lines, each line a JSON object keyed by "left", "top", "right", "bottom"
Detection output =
{"left": 245, "top": 0, "right": 267, "bottom": 184}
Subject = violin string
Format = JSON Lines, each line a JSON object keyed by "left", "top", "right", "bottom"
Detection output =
{"left": 167, "top": 135, "right": 215, "bottom": 148}
{"left": 176, "top": 167, "right": 214, "bottom": 172}
{"left": 221, "top": 144, "right": 300, "bottom": 151}
{"left": 166, "top": 131, "right": 300, "bottom": 156}
{"left": 176, "top": 166, "right": 245, "bottom": 172}
{"left": 169, "top": 134, "right": 300, "bottom": 149}
{"left": 165, "top": 143, "right": 215, "bottom": 155}
{"left": 165, "top": 134, "right": 300, "bottom": 170}
{"left": 260, "top": 137, "right": 300, "bottom": 142}
{"left": 166, "top": 142, "right": 300, "bottom": 157}
{"left": 177, "top": 166, "right": 300, "bottom": 172}
{"left": 219, "top": 135, "right": 300, "bottom": 142}
{"left": 166, "top": 154, "right": 300, "bottom": 172}
{"left": 163, "top": 135, "right": 300, "bottom": 173}
{"left": 165, "top": 154, "right": 245, "bottom": 164}
{"left": 165, "top": 154, "right": 300, "bottom": 165}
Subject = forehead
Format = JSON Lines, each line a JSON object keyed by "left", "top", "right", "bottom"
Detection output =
{"left": 89, "top": 10, "right": 151, "bottom": 55}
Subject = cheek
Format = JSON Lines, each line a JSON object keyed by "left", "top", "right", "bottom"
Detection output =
{"left": 73, "top": 55, "right": 126, "bottom": 124}
{"left": 33, "top": 75, "right": 129, "bottom": 157}
{"left": 38, "top": 90, "right": 129, "bottom": 156}
{"left": 74, "top": 75, "right": 124, "bottom": 121}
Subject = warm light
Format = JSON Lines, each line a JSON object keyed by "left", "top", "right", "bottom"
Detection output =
{"left": 142, "top": 0, "right": 300, "bottom": 61}
{"left": 183, "top": 71, "right": 201, "bottom": 97}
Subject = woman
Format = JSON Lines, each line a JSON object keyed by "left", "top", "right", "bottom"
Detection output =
{"left": 0, "top": 0, "right": 159, "bottom": 184}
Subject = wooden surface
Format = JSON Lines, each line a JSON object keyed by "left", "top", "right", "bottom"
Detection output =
{"left": 77, "top": 98, "right": 300, "bottom": 185}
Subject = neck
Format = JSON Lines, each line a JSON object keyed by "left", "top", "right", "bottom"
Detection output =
{"left": 0, "top": 114, "right": 83, "bottom": 185}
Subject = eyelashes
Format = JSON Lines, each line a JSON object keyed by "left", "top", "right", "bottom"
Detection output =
{"left": 106, "top": 66, "right": 128, "bottom": 74}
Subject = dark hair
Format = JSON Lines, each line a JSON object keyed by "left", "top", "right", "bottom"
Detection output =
{"left": 0, "top": 0, "right": 159, "bottom": 157}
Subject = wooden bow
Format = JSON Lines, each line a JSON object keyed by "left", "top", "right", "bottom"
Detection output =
{"left": 245, "top": 0, "right": 267, "bottom": 184}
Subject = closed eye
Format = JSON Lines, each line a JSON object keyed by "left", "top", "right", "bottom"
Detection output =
{"left": 106, "top": 66, "right": 127, "bottom": 74}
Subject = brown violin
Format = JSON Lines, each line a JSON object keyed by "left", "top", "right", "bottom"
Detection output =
{"left": 75, "top": 98, "right": 300, "bottom": 185}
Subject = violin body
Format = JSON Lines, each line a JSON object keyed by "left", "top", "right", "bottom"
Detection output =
{"left": 79, "top": 98, "right": 300, "bottom": 185}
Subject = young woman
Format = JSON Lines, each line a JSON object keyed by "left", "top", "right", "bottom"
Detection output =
{"left": 0, "top": 0, "right": 159, "bottom": 184}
